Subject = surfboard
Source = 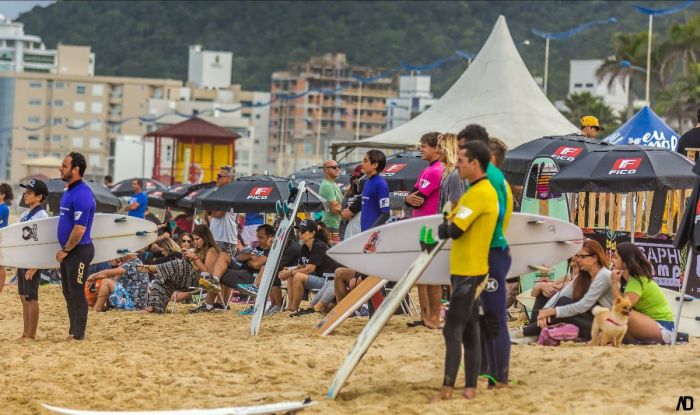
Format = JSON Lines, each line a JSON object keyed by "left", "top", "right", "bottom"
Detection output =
{"left": 42, "top": 399, "right": 316, "bottom": 415}
{"left": 0, "top": 214, "right": 157, "bottom": 269}
{"left": 327, "top": 213, "right": 582, "bottom": 284}
{"left": 250, "top": 181, "right": 306, "bottom": 337}
{"left": 327, "top": 235, "right": 448, "bottom": 399}
{"left": 315, "top": 276, "right": 387, "bottom": 336}
{"left": 516, "top": 287, "right": 700, "bottom": 338}
{"left": 519, "top": 157, "right": 571, "bottom": 291}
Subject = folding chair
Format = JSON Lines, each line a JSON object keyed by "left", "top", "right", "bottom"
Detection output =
{"left": 171, "top": 287, "right": 204, "bottom": 313}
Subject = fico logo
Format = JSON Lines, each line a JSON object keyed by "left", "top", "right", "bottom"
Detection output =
{"left": 609, "top": 158, "right": 642, "bottom": 175}
{"left": 247, "top": 186, "right": 273, "bottom": 200}
{"left": 551, "top": 146, "right": 583, "bottom": 161}
{"left": 381, "top": 163, "right": 407, "bottom": 177}
{"left": 694, "top": 199, "right": 700, "bottom": 224}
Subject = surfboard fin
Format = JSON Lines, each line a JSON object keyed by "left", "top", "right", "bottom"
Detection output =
{"left": 419, "top": 225, "right": 438, "bottom": 253}
{"left": 114, "top": 217, "right": 127, "bottom": 223}
{"left": 275, "top": 200, "right": 283, "bottom": 216}
{"left": 528, "top": 264, "right": 552, "bottom": 272}
{"left": 527, "top": 219, "right": 548, "bottom": 225}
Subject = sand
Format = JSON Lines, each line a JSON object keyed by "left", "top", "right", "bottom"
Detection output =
{"left": 0, "top": 285, "right": 698, "bottom": 415}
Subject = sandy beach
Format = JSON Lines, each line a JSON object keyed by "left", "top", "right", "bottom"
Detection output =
{"left": 0, "top": 284, "right": 698, "bottom": 415}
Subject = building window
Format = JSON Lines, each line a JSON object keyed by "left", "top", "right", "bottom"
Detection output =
{"left": 89, "top": 154, "right": 101, "bottom": 166}
{"left": 90, "top": 137, "right": 101, "bottom": 149}
{"left": 54, "top": 82, "right": 64, "bottom": 89}
{"left": 28, "top": 135, "right": 40, "bottom": 141}
{"left": 52, "top": 117, "right": 62, "bottom": 125}
{"left": 29, "top": 81, "right": 42, "bottom": 88}
{"left": 52, "top": 135, "right": 62, "bottom": 142}
{"left": 54, "top": 99, "right": 63, "bottom": 107}
{"left": 91, "top": 121, "right": 101, "bottom": 131}
{"left": 28, "top": 99, "right": 41, "bottom": 106}
{"left": 76, "top": 85, "right": 86, "bottom": 94}
{"left": 73, "top": 137, "right": 84, "bottom": 147}
{"left": 91, "top": 102, "right": 103, "bottom": 114}
{"left": 92, "top": 84, "right": 104, "bottom": 96}
{"left": 74, "top": 101, "right": 86, "bottom": 113}
{"left": 574, "top": 83, "right": 583, "bottom": 88}
{"left": 27, "top": 116, "right": 40, "bottom": 123}
{"left": 585, "top": 83, "right": 594, "bottom": 88}
{"left": 27, "top": 152, "right": 39, "bottom": 159}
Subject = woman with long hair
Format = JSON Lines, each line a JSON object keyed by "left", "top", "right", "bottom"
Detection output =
{"left": 141, "top": 225, "right": 222, "bottom": 313}
{"left": 610, "top": 242, "right": 674, "bottom": 344}
{"left": 512, "top": 239, "right": 613, "bottom": 342}
{"left": 437, "top": 133, "right": 465, "bottom": 210}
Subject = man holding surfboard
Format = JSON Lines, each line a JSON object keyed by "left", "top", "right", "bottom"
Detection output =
{"left": 433, "top": 141, "right": 498, "bottom": 402}
{"left": 458, "top": 125, "right": 513, "bottom": 389}
{"left": 55, "top": 152, "right": 96, "bottom": 341}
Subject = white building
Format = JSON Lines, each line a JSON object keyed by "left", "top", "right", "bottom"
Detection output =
{"left": 569, "top": 59, "right": 628, "bottom": 113}
{"left": 187, "top": 44, "right": 232, "bottom": 89}
{"left": 0, "top": 14, "right": 94, "bottom": 75}
{"left": 385, "top": 74, "right": 437, "bottom": 131}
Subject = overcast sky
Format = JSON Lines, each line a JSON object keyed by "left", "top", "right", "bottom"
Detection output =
{"left": 0, "top": 1, "right": 54, "bottom": 20}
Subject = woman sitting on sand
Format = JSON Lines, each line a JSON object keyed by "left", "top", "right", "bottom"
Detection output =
{"left": 149, "top": 237, "right": 183, "bottom": 265}
{"left": 511, "top": 239, "right": 612, "bottom": 342}
{"left": 140, "top": 225, "right": 222, "bottom": 313}
{"left": 610, "top": 242, "right": 675, "bottom": 344}
{"left": 523, "top": 258, "right": 580, "bottom": 326}
{"left": 87, "top": 254, "right": 150, "bottom": 312}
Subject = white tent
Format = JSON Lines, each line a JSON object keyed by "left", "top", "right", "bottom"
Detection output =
{"left": 344, "top": 15, "right": 577, "bottom": 151}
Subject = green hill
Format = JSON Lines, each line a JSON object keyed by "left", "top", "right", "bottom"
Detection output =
{"left": 16, "top": 1, "right": 698, "bottom": 100}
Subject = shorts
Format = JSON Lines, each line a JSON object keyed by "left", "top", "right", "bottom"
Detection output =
{"left": 17, "top": 269, "right": 40, "bottom": 301}
{"left": 657, "top": 320, "right": 675, "bottom": 344}
{"left": 303, "top": 274, "right": 328, "bottom": 291}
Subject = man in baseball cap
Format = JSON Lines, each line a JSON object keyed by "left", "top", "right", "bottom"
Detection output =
{"left": 580, "top": 115, "right": 604, "bottom": 139}
{"left": 20, "top": 178, "right": 49, "bottom": 199}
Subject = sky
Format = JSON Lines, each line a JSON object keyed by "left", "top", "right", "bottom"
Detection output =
{"left": 0, "top": 0, "right": 54, "bottom": 20}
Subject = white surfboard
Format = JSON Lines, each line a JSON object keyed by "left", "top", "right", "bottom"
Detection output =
{"left": 0, "top": 214, "right": 157, "bottom": 269}
{"left": 42, "top": 399, "right": 316, "bottom": 415}
{"left": 327, "top": 213, "right": 583, "bottom": 284}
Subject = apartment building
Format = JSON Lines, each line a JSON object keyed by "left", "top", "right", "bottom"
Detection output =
{"left": 269, "top": 53, "right": 397, "bottom": 175}
{"left": 0, "top": 52, "right": 181, "bottom": 183}
{"left": 0, "top": 14, "right": 94, "bottom": 75}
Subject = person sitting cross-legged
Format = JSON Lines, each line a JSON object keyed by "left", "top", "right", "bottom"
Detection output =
{"left": 279, "top": 220, "right": 341, "bottom": 315}
{"left": 190, "top": 224, "right": 275, "bottom": 313}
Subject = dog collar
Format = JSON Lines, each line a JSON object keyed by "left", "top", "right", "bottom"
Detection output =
{"left": 606, "top": 318, "right": 622, "bottom": 327}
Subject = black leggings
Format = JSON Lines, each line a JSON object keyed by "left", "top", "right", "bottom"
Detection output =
{"left": 522, "top": 295, "right": 594, "bottom": 340}
{"left": 442, "top": 275, "right": 486, "bottom": 388}
{"left": 60, "top": 244, "right": 94, "bottom": 340}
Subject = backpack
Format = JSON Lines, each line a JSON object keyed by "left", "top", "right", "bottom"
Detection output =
{"left": 537, "top": 323, "right": 579, "bottom": 346}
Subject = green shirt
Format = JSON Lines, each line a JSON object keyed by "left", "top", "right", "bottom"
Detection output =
{"left": 466, "top": 164, "right": 511, "bottom": 248}
{"left": 319, "top": 178, "right": 343, "bottom": 230}
{"left": 624, "top": 276, "right": 674, "bottom": 322}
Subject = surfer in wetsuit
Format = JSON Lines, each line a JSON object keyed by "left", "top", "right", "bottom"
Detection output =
{"left": 459, "top": 125, "right": 514, "bottom": 388}
{"left": 433, "top": 141, "right": 498, "bottom": 402}
{"left": 55, "top": 152, "right": 96, "bottom": 341}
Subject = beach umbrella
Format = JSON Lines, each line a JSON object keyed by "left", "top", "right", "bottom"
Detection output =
{"left": 549, "top": 145, "right": 695, "bottom": 193}
{"left": 379, "top": 151, "right": 429, "bottom": 191}
{"left": 175, "top": 186, "right": 218, "bottom": 210}
{"left": 146, "top": 188, "right": 167, "bottom": 209}
{"left": 162, "top": 181, "right": 216, "bottom": 205}
{"left": 502, "top": 134, "right": 612, "bottom": 186}
{"left": 110, "top": 178, "right": 167, "bottom": 197}
{"left": 201, "top": 175, "right": 324, "bottom": 213}
{"left": 42, "top": 179, "right": 122, "bottom": 213}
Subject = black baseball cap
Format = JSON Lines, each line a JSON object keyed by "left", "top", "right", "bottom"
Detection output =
{"left": 294, "top": 219, "right": 317, "bottom": 232}
{"left": 20, "top": 179, "right": 49, "bottom": 197}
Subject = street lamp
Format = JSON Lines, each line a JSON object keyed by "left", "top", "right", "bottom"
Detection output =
{"left": 532, "top": 17, "right": 617, "bottom": 96}
{"left": 632, "top": 0, "right": 695, "bottom": 104}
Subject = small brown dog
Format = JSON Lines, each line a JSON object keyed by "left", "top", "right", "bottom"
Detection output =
{"left": 591, "top": 296, "right": 633, "bottom": 347}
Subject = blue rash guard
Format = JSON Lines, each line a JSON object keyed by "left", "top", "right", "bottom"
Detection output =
{"left": 58, "top": 180, "right": 96, "bottom": 247}
{"left": 360, "top": 174, "right": 390, "bottom": 231}
{"left": 127, "top": 191, "right": 148, "bottom": 218}
{"left": 0, "top": 202, "right": 8, "bottom": 228}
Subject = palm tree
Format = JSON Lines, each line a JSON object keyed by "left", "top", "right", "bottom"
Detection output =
{"left": 664, "top": 14, "right": 700, "bottom": 76}
{"left": 656, "top": 63, "right": 700, "bottom": 133}
{"left": 596, "top": 32, "right": 648, "bottom": 120}
{"left": 562, "top": 92, "right": 620, "bottom": 132}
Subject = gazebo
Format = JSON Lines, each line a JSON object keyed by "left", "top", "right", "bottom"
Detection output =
{"left": 145, "top": 117, "right": 240, "bottom": 185}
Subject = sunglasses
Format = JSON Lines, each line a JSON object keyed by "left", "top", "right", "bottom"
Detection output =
{"left": 574, "top": 253, "right": 595, "bottom": 259}
{"left": 325, "top": 165, "right": 340, "bottom": 170}
{"left": 217, "top": 174, "right": 231, "bottom": 179}
{"left": 181, "top": 239, "right": 191, "bottom": 243}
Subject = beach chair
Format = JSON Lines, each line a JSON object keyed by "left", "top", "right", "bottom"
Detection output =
{"left": 171, "top": 287, "right": 204, "bottom": 313}
{"left": 383, "top": 284, "right": 419, "bottom": 318}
